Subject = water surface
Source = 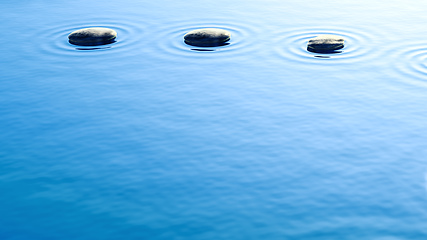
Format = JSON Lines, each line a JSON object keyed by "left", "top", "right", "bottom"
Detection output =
{"left": 2, "top": 0, "right": 427, "bottom": 239}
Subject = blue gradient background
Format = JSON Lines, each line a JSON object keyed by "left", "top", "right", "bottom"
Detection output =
{"left": 1, "top": 0, "right": 427, "bottom": 239}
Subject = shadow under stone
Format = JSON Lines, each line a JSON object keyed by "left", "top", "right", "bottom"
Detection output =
{"left": 69, "top": 39, "right": 116, "bottom": 47}
{"left": 75, "top": 46, "right": 112, "bottom": 51}
{"left": 307, "top": 46, "right": 343, "bottom": 54}
{"left": 184, "top": 41, "right": 230, "bottom": 48}
{"left": 191, "top": 48, "right": 216, "bottom": 52}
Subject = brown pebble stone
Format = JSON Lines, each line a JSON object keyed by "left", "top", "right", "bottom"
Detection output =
{"left": 307, "top": 34, "right": 344, "bottom": 53}
{"left": 68, "top": 27, "right": 117, "bottom": 46}
{"left": 184, "top": 28, "right": 231, "bottom": 47}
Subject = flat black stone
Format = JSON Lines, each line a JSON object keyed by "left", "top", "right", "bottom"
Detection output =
{"left": 307, "top": 34, "right": 344, "bottom": 53}
{"left": 68, "top": 27, "right": 117, "bottom": 46}
{"left": 184, "top": 28, "right": 231, "bottom": 47}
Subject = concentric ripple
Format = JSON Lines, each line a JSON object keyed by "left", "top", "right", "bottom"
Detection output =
{"left": 148, "top": 19, "right": 262, "bottom": 62}
{"left": 34, "top": 17, "right": 148, "bottom": 61}
{"left": 271, "top": 27, "right": 381, "bottom": 64}
{"left": 389, "top": 42, "right": 427, "bottom": 86}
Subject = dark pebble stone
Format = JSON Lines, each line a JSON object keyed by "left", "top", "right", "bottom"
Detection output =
{"left": 307, "top": 34, "right": 344, "bottom": 53}
{"left": 68, "top": 27, "right": 117, "bottom": 46}
{"left": 184, "top": 28, "right": 231, "bottom": 47}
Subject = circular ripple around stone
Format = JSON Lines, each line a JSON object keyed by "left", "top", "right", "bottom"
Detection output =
{"left": 271, "top": 27, "right": 380, "bottom": 64}
{"left": 34, "top": 18, "right": 148, "bottom": 61}
{"left": 388, "top": 42, "right": 427, "bottom": 87}
{"left": 148, "top": 19, "right": 261, "bottom": 62}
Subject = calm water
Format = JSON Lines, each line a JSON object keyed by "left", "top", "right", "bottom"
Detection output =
{"left": 2, "top": 0, "right": 427, "bottom": 239}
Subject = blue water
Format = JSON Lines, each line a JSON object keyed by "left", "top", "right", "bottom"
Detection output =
{"left": 2, "top": 0, "right": 427, "bottom": 239}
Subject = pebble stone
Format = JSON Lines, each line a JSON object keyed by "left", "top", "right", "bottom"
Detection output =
{"left": 307, "top": 34, "right": 344, "bottom": 53}
{"left": 68, "top": 27, "right": 117, "bottom": 46}
{"left": 184, "top": 28, "right": 231, "bottom": 47}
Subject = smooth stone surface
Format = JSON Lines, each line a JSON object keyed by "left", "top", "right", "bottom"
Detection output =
{"left": 307, "top": 34, "right": 344, "bottom": 53}
{"left": 68, "top": 27, "right": 117, "bottom": 46}
{"left": 184, "top": 28, "right": 231, "bottom": 47}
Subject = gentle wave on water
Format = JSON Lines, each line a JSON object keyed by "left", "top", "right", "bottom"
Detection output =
{"left": 389, "top": 42, "right": 427, "bottom": 87}
{"left": 269, "top": 26, "right": 382, "bottom": 64}
{"left": 4, "top": 0, "right": 427, "bottom": 238}
{"left": 146, "top": 19, "right": 263, "bottom": 62}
